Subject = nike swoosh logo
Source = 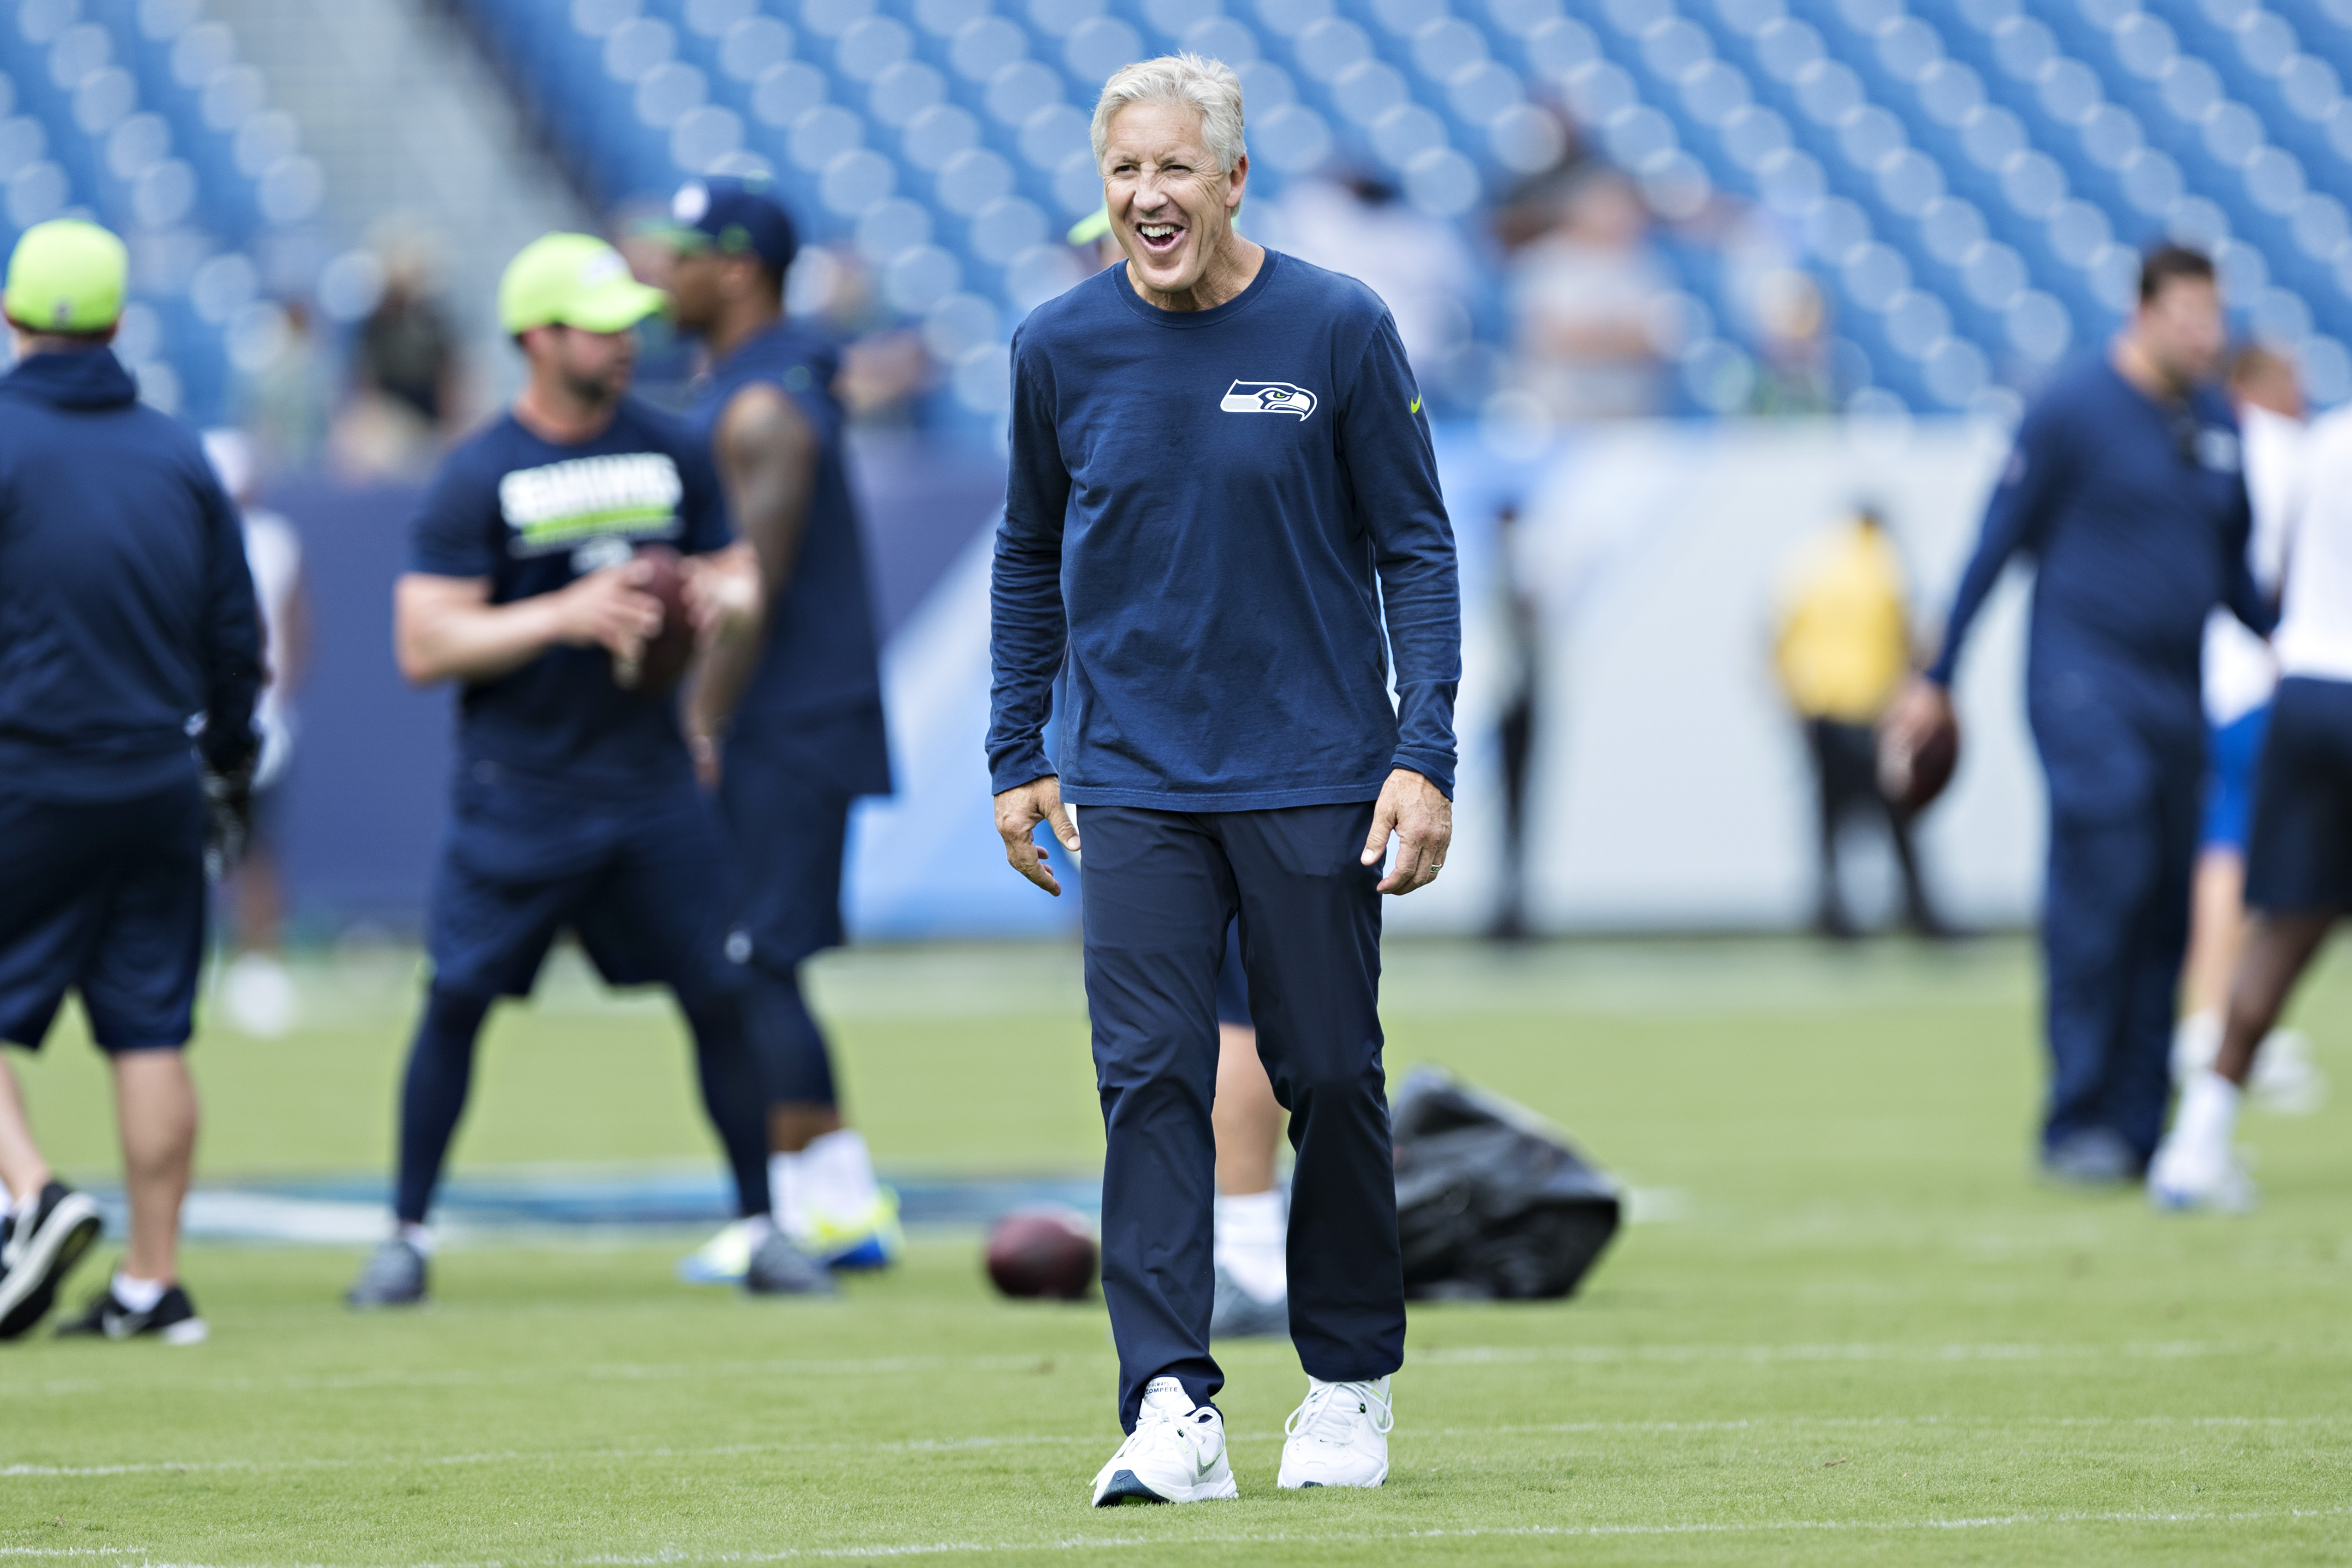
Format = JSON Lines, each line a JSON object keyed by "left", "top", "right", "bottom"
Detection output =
{"left": 1409, "top": 395, "right": 1421, "bottom": 414}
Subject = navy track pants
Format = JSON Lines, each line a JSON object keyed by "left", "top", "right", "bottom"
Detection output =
{"left": 1077, "top": 801, "right": 1406, "bottom": 1433}
{"left": 2030, "top": 668, "right": 2204, "bottom": 1165}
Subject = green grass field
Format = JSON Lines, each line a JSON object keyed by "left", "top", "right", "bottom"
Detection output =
{"left": 5, "top": 934, "right": 2352, "bottom": 1565}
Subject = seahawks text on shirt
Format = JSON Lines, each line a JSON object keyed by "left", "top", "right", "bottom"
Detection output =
{"left": 497, "top": 453, "right": 685, "bottom": 560}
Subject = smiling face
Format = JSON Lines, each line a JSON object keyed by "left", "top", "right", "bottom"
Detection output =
{"left": 1101, "top": 98, "right": 1249, "bottom": 307}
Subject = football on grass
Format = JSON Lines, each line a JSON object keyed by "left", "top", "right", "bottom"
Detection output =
{"left": 985, "top": 1208, "right": 1098, "bottom": 1301}
{"left": 616, "top": 545, "right": 695, "bottom": 695}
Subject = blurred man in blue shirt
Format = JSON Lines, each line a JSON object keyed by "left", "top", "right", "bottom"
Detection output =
{"left": 343, "top": 234, "right": 831, "bottom": 1308}
{"left": 0, "top": 220, "right": 262, "bottom": 1345}
{"left": 1887, "top": 246, "right": 2273, "bottom": 1182}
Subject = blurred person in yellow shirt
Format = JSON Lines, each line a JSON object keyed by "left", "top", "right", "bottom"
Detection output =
{"left": 1775, "top": 506, "right": 1944, "bottom": 938}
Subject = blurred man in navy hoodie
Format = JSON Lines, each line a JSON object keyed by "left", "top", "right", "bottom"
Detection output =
{"left": 0, "top": 220, "right": 263, "bottom": 1344}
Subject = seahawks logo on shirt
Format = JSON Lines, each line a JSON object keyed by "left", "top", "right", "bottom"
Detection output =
{"left": 1221, "top": 380, "right": 1317, "bottom": 420}
{"left": 498, "top": 453, "right": 684, "bottom": 558}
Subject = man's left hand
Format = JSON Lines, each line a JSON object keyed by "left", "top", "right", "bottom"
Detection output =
{"left": 1360, "top": 767, "right": 1452, "bottom": 896}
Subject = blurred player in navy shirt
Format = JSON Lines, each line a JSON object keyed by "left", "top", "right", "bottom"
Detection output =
{"left": 342, "top": 234, "right": 832, "bottom": 1307}
{"left": 1887, "top": 246, "right": 2274, "bottom": 1182}
{"left": 656, "top": 179, "right": 899, "bottom": 1287}
{"left": 991, "top": 56, "right": 1459, "bottom": 1504}
{"left": 0, "top": 220, "right": 262, "bottom": 1344}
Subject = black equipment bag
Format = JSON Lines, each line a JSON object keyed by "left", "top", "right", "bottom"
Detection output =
{"left": 1390, "top": 1065, "right": 1621, "bottom": 1301}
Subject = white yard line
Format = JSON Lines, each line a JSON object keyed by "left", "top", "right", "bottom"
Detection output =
{"left": 7, "top": 1337, "right": 2340, "bottom": 1405}
{"left": 5, "top": 1504, "right": 2351, "bottom": 1566}
{"left": 7, "top": 1411, "right": 2346, "bottom": 1482}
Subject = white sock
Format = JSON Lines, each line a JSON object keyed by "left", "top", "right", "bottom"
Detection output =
{"left": 770, "top": 1152, "right": 807, "bottom": 1239}
{"left": 2171, "top": 1069, "right": 2243, "bottom": 1162}
{"left": 802, "top": 1128, "right": 880, "bottom": 1219}
{"left": 397, "top": 1222, "right": 436, "bottom": 1257}
{"left": 111, "top": 1272, "right": 167, "bottom": 1313}
{"left": 2172, "top": 1010, "right": 2222, "bottom": 1081}
{"left": 1214, "top": 1189, "right": 1287, "bottom": 1303}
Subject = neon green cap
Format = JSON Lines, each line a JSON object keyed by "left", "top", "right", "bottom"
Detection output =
{"left": 497, "top": 232, "right": 668, "bottom": 335}
{"left": 3, "top": 220, "right": 128, "bottom": 334}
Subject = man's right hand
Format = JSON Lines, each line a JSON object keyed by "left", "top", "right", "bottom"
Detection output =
{"left": 995, "top": 775, "right": 1078, "bottom": 897}
{"left": 1878, "top": 675, "right": 1957, "bottom": 800}
{"left": 554, "top": 560, "right": 666, "bottom": 671}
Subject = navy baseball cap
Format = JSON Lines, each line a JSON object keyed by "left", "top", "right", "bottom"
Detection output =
{"left": 661, "top": 175, "right": 798, "bottom": 276}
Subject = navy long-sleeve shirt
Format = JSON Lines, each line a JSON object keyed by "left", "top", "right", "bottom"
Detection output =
{"left": 0, "top": 350, "right": 262, "bottom": 801}
{"left": 1930, "top": 355, "right": 2272, "bottom": 699}
{"left": 989, "top": 250, "right": 1461, "bottom": 809}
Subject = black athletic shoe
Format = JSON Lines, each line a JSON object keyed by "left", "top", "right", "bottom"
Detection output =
{"left": 0, "top": 1182, "right": 104, "bottom": 1341}
{"left": 345, "top": 1237, "right": 428, "bottom": 1307}
{"left": 744, "top": 1229, "right": 836, "bottom": 1296}
{"left": 53, "top": 1283, "right": 208, "bottom": 1345}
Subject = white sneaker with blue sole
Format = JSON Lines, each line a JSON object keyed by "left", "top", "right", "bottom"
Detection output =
{"left": 1089, "top": 1377, "right": 1238, "bottom": 1506}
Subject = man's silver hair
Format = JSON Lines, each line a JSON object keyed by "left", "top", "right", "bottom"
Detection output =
{"left": 1090, "top": 53, "right": 1247, "bottom": 175}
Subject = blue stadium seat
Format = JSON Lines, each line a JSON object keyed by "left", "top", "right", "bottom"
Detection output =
{"left": 458, "top": 0, "right": 2352, "bottom": 417}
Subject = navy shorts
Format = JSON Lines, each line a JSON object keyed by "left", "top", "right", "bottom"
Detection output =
{"left": 718, "top": 736, "right": 853, "bottom": 973}
{"left": 1213, "top": 919, "right": 1252, "bottom": 1027}
{"left": 2200, "top": 701, "right": 2272, "bottom": 852}
{"left": 426, "top": 766, "right": 740, "bottom": 1002}
{"left": 0, "top": 779, "right": 207, "bottom": 1052}
{"left": 2245, "top": 676, "right": 2352, "bottom": 914}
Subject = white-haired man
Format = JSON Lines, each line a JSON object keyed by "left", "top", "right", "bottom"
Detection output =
{"left": 989, "top": 54, "right": 1460, "bottom": 1505}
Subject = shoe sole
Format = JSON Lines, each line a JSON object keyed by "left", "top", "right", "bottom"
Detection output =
{"left": 1278, "top": 1465, "right": 1389, "bottom": 1490}
{"left": 0, "top": 1195, "right": 103, "bottom": 1340}
{"left": 2150, "top": 1185, "right": 2257, "bottom": 1215}
{"left": 821, "top": 1234, "right": 897, "bottom": 1271}
{"left": 1091, "top": 1468, "right": 1239, "bottom": 1506}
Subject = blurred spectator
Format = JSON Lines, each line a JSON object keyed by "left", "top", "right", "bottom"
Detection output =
{"left": 203, "top": 430, "right": 309, "bottom": 1038}
{"left": 238, "top": 297, "right": 332, "bottom": 472}
{"left": 788, "top": 244, "right": 932, "bottom": 423}
{"left": 836, "top": 331, "right": 932, "bottom": 423}
{"left": 1773, "top": 505, "right": 1942, "bottom": 938}
{"left": 1491, "top": 110, "right": 1591, "bottom": 251}
{"left": 1491, "top": 501, "right": 1542, "bottom": 941}
{"left": 1272, "top": 169, "right": 1475, "bottom": 384}
{"left": 355, "top": 245, "right": 461, "bottom": 428}
{"left": 1507, "top": 170, "right": 1672, "bottom": 421}
{"left": 1749, "top": 269, "right": 1838, "bottom": 416}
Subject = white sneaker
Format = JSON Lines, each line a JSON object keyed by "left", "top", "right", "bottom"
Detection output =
{"left": 675, "top": 1217, "right": 765, "bottom": 1285}
{"left": 2148, "top": 1133, "right": 2259, "bottom": 1213}
{"left": 1089, "top": 1376, "right": 1238, "bottom": 1506}
{"left": 2250, "top": 1030, "right": 2328, "bottom": 1117}
{"left": 1278, "top": 1375, "right": 1393, "bottom": 1489}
